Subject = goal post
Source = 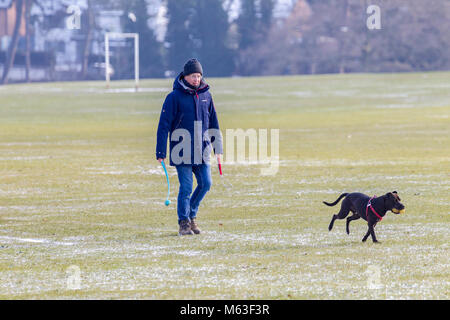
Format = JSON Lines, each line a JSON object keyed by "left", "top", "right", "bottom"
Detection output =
{"left": 105, "top": 32, "right": 140, "bottom": 90}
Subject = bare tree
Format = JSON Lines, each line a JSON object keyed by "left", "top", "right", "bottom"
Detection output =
{"left": 81, "top": 0, "right": 94, "bottom": 79}
{"left": 25, "top": 0, "right": 33, "bottom": 82}
{"left": 2, "top": 0, "right": 24, "bottom": 84}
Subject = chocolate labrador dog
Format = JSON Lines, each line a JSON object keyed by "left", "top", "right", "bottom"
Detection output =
{"left": 324, "top": 191, "right": 405, "bottom": 243}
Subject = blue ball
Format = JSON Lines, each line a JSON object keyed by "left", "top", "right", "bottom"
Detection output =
{"left": 165, "top": 200, "right": 171, "bottom": 206}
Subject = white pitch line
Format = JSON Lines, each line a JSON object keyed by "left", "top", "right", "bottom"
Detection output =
{"left": 0, "top": 236, "right": 76, "bottom": 246}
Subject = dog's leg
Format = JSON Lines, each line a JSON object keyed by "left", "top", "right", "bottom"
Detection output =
{"left": 362, "top": 229, "right": 370, "bottom": 242}
{"left": 346, "top": 214, "right": 360, "bottom": 235}
{"left": 328, "top": 215, "right": 337, "bottom": 231}
{"left": 329, "top": 199, "right": 351, "bottom": 231}
{"left": 362, "top": 223, "right": 379, "bottom": 243}
{"left": 369, "top": 223, "right": 379, "bottom": 243}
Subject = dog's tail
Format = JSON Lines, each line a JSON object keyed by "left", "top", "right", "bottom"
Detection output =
{"left": 323, "top": 193, "right": 349, "bottom": 207}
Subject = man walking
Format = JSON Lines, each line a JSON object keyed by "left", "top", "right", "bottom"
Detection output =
{"left": 156, "top": 59, "right": 223, "bottom": 236}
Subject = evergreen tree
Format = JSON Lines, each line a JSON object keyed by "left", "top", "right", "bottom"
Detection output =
{"left": 235, "top": 0, "right": 275, "bottom": 75}
{"left": 165, "top": 0, "right": 234, "bottom": 77}
{"left": 122, "top": 0, "right": 164, "bottom": 78}
{"left": 193, "top": 0, "right": 234, "bottom": 76}
{"left": 165, "top": 0, "right": 196, "bottom": 74}
{"left": 259, "top": 0, "right": 275, "bottom": 34}
{"left": 236, "top": 0, "right": 257, "bottom": 50}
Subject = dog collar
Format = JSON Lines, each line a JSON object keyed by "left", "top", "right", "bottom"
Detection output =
{"left": 366, "top": 196, "right": 383, "bottom": 221}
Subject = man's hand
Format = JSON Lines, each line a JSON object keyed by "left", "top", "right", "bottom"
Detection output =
{"left": 216, "top": 154, "right": 222, "bottom": 163}
{"left": 157, "top": 158, "right": 165, "bottom": 163}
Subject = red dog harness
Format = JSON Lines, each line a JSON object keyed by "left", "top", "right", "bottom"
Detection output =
{"left": 366, "top": 196, "right": 383, "bottom": 222}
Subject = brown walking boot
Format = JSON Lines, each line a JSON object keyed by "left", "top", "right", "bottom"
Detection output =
{"left": 190, "top": 218, "right": 201, "bottom": 235}
{"left": 178, "top": 219, "right": 194, "bottom": 236}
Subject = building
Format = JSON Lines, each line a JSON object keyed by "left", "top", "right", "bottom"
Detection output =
{"left": 0, "top": 0, "right": 125, "bottom": 82}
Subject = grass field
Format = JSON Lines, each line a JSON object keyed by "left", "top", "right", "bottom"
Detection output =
{"left": 0, "top": 72, "right": 448, "bottom": 299}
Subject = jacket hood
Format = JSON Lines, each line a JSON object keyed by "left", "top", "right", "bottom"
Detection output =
{"left": 173, "top": 72, "right": 209, "bottom": 94}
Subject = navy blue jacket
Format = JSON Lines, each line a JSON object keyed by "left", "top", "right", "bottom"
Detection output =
{"left": 156, "top": 73, "right": 222, "bottom": 166}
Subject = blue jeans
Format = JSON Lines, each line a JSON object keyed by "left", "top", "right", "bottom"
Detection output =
{"left": 175, "top": 164, "right": 212, "bottom": 224}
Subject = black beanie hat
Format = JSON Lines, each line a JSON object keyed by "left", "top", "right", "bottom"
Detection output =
{"left": 183, "top": 59, "right": 203, "bottom": 76}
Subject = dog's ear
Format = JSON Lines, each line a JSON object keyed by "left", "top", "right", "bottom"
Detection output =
{"left": 391, "top": 191, "right": 401, "bottom": 201}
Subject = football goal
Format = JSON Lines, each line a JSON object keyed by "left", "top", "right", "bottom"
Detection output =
{"left": 104, "top": 32, "right": 140, "bottom": 90}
